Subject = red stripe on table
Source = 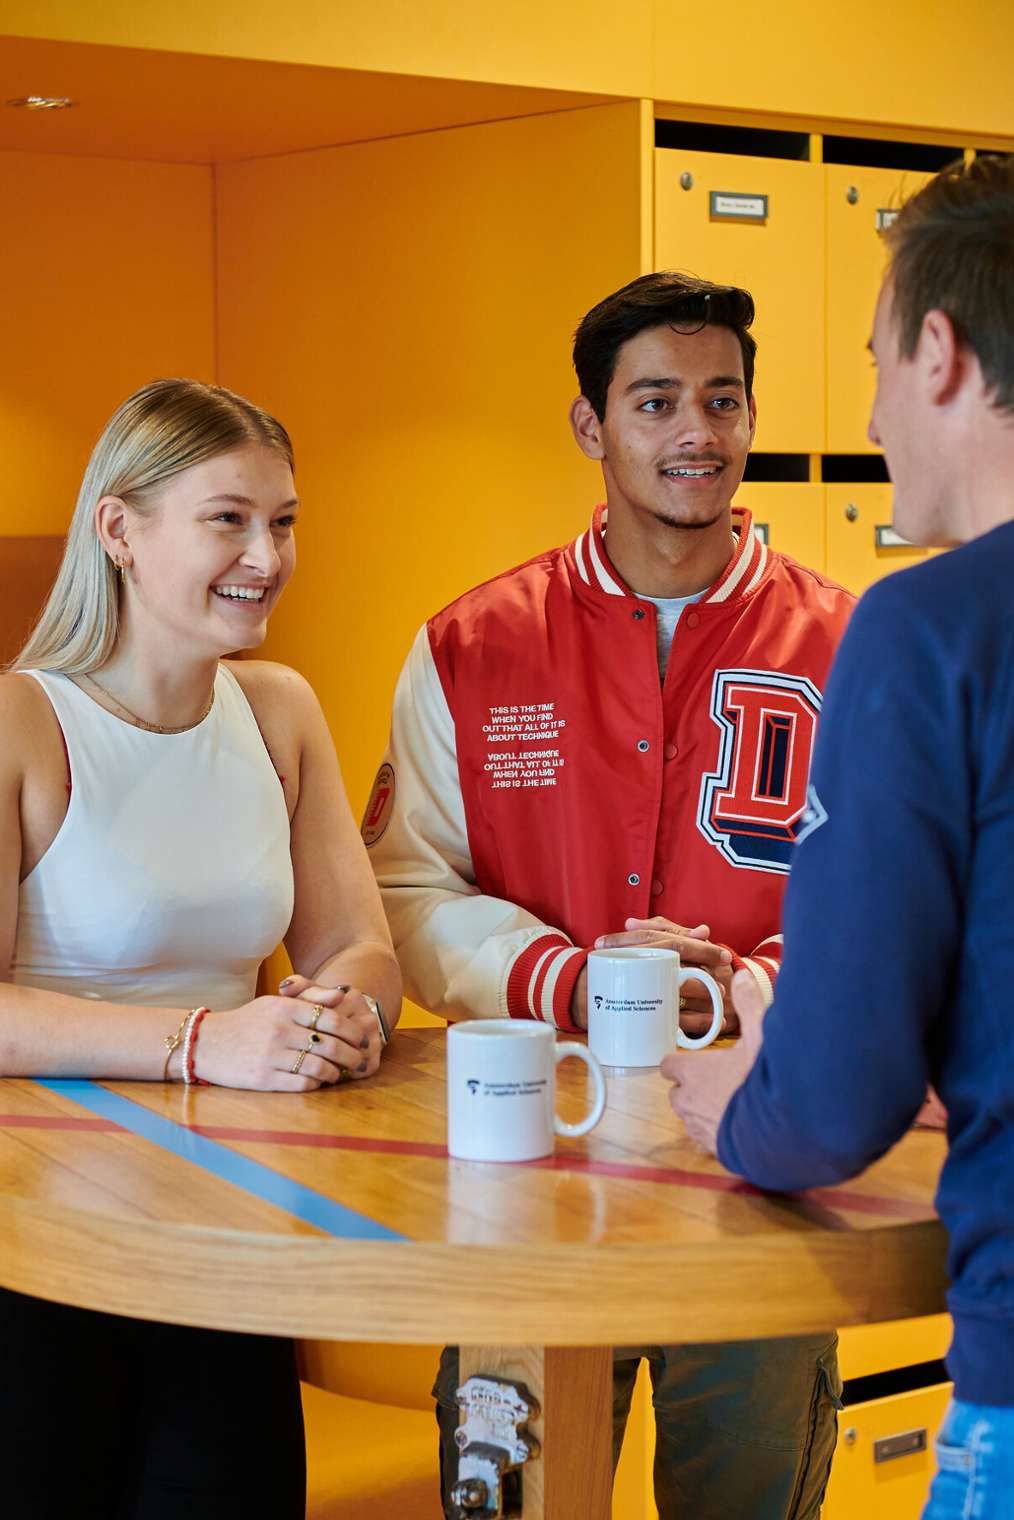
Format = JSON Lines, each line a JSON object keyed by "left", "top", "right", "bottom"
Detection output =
{"left": 0, "top": 1114, "right": 121, "bottom": 1132}
{"left": 189, "top": 1125, "right": 929, "bottom": 1219}
{"left": 0, "top": 1114, "right": 931, "bottom": 1220}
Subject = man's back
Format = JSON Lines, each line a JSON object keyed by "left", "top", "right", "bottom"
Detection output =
{"left": 720, "top": 520, "right": 1014, "bottom": 1404}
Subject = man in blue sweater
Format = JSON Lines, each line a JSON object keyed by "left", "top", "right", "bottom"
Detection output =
{"left": 664, "top": 153, "right": 1014, "bottom": 1518}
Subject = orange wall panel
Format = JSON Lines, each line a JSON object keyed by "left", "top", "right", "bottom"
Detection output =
{"left": 0, "top": 152, "right": 214, "bottom": 536}
{"left": 215, "top": 103, "right": 644, "bottom": 816}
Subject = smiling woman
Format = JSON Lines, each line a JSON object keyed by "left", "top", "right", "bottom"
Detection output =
{"left": 0, "top": 378, "right": 401, "bottom": 1516}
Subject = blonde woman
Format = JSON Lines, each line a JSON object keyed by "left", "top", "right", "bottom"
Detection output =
{"left": 1, "top": 379, "right": 401, "bottom": 1517}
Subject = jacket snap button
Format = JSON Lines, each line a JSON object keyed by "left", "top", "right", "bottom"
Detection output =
{"left": 637, "top": 739, "right": 650, "bottom": 753}
{"left": 651, "top": 879, "right": 663, "bottom": 896}
{"left": 632, "top": 608, "right": 646, "bottom": 621}
{"left": 664, "top": 742, "right": 678, "bottom": 761}
{"left": 627, "top": 873, "right": 640, "bottom": 887}
{"left": 686, "top": 612, "right": 700, "bottom": 629}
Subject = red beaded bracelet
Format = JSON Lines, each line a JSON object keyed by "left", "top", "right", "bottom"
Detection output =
{"left": 182, "top": 1006, "right": 210, "bottom": 1087}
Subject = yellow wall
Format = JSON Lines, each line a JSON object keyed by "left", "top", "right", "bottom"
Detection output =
{"left": 0, "top": 151, "right": 214, "bottom": 536}
{"left": 215, "top": 101, "right": 645, "bottom": 816}
{"left": 655, "top": 0, "right": 1014, "bottom": 140}
{"left": 8, "top": 0, "right": 1014, "bottom": 137}
{"left": 0, "top": 0, "right": 652, "bottom": 98}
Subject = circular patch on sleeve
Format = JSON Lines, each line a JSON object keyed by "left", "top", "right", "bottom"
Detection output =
{"left": 361, "top": 763, "right": 396, "bottom": 847}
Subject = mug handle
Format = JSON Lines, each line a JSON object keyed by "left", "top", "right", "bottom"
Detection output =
{"left": 675, "top": 968, "right": 725, "bottom": 1050}
{"left": 554, "top": 1043, "right": 607, "bottom": 1137}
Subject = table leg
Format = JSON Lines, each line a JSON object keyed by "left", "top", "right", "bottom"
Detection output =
{"left": 459, "top": 1344, "right": 612, "bottom": 1518}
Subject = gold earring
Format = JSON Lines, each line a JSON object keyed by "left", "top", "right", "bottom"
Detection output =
{"left": 114, "top": 557, "right": 126, "bottom": 583}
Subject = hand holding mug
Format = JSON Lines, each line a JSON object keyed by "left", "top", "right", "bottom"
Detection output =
{"left": 587, "top": 943, "right": 726, "bottom": 1070}
{"left": 596, "top": 919, "right": 737, "bottom": 1036}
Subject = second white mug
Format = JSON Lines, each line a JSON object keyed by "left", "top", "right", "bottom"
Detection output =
{"left": 586, "top": 946, "right": 724, "bottom": 1069}
{"left": 447, "top": 1019, "right": 607, "bottom": 1162}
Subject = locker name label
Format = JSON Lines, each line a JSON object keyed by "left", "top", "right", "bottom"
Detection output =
{"left": 709, "top": 191, "right": 768, "bottom": 223}
{"left": 876, "top": 208, "right": 900, "bottom": 233}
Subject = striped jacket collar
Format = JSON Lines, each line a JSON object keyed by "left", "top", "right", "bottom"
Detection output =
{"left": 570, "top": 503, "right": 768, "bottom": 606}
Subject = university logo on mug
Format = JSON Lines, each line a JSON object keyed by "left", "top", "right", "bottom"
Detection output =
{"left": 447, "top": 1020, "right": 606, "bottom": 1163}
{"left": 587, "top": 946, "right": 724, "bottom": 1069}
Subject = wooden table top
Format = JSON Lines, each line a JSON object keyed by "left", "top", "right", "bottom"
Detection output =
{"left": 0, "top": 1027, "right": 949, "bottom": 1345}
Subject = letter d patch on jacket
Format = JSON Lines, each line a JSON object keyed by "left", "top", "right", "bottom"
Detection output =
{"left": 362, "top": 763, "right": 395, "bottom": 847}
{"left": 697, "top": 669, "right": 822, "bottom": 874}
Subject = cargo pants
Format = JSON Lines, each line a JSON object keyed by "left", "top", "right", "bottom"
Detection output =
{"left": 434, "top": 1334, "right": 842, "bottom": 1519}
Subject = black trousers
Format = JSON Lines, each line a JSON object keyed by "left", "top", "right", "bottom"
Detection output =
{"left": 0, "top": 1288, "right": 306, "bottom": 1519}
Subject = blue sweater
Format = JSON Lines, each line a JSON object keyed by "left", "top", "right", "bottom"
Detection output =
{"left": 718, "top": 521, "right": 1014, "bottom": 1407}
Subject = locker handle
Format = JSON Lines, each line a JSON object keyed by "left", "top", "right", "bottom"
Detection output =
{"left": 875, "top": 525, "right": 914, "bottom": 549}
{"left": 873, "top": 1427, "right": 927, "bottom": 1464}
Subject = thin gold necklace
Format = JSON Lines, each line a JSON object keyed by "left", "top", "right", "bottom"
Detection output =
{"left": 80, "top": 672, "right": 215, "bottom": 734}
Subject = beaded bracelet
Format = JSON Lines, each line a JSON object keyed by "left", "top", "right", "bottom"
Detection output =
{"left": 182, "top": 1006, "right": 211, "bottom": 1087}
{"left": 162, "top": 1013, "right": 189, "bottom": 1082}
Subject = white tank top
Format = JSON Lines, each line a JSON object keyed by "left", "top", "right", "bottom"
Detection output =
{"left": 12, "top": 665, "right": 294, "bottom": 1011}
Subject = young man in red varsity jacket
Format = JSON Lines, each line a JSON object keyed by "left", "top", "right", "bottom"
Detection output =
{"left": 365, "top": 272, "right": 855, "bottom": 1520}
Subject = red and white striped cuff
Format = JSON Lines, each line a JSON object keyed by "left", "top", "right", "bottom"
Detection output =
{"left": 729, "top": 934, "right": 782, "bottom": 1007}
{"left": 506, "top": 934, "right": 587, "bottom": 1032}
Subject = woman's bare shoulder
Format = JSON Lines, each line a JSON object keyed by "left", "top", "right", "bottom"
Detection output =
{"left": 0, "top": 671, "right": 55, "bottom": 729}
{"left": 0, "top": 672, "right": 60, "bottom": 762}
{"left": 223, "top": 659, "right": 320, "bottom": 723}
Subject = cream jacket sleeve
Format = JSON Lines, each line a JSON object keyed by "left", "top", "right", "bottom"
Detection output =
{"left": 364, "top": 627, "right": 585, "bottom": 1026}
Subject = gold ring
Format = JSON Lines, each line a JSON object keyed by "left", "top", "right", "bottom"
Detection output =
{"left": 678, "top": 995, "right": 687, "bottom": 1011}
{"left": 337, "top": 1067, "right": 352, "bottom": 1084}
{"left": 308, "top": 1004, "right": 325, "bottom": 1031}
{"left": 309, "top": 1031, "right": 322, "bottom": 1045}
{"left": 290, "top": 1047, "right": 311, "bottom": 1074}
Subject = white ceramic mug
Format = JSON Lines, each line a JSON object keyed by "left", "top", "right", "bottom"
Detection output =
{"left": 587, "top": 946, "right": 725, "bottom": 1069}
{"left": 447, "top": 1020, "right": 606, "bottom": 1162}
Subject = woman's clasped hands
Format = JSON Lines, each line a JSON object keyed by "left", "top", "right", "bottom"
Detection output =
{"left": 194, "top": 979, "right": 385, "bottom": 1091}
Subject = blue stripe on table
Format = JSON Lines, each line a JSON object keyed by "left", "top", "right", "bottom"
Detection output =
{"left": 36, "top": 1080, "right": 405, "bottom": 1242}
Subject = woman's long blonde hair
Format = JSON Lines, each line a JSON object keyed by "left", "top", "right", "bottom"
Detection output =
{"left": 12, "top": 378, "right": 294, "bottom": 674}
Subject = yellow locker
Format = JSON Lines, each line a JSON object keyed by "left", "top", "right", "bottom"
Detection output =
{"left": 733, "top": 482, "right": 825, "bottom": 573}
{"left": 825, "top": 484, "right": 934, "bottom": 595}
{"left": 825, "top": 164, "right": 933, "bottom": 453}
{"left": 654, "top": 149, "right": 825, "bottom": 454}
{"left": 838, "top": 1316, "right": 952, "bottom": 1382}
{"left": 823, "top": 1381, "right": 952, "bottom": 1520}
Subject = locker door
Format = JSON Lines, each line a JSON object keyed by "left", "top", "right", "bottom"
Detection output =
{"left": 822, "top": 1381, "right": 952, "bottom": 1520}
{"left": 655, "top": 150, "right": 824, "bottom": 453}
{"left": 825, "top": 484, "right": 935, "bottom": 595}
{"left": 733, "top": 483, "right": 825, "bottom": 574}
{"left": 838, "top": 1315, "right": 952, "bottom": 1383}
{"left": 826, "top": 164, "right": 933, "bottom": 453}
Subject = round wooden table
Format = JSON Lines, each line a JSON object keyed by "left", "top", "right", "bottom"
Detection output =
{"left": 0, "top": 1026, "right": 948, "bottom": 1517}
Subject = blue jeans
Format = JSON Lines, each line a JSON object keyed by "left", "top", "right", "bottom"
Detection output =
{"left": 924, "top": 1399, "right": 1014, "bottom": 1519}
